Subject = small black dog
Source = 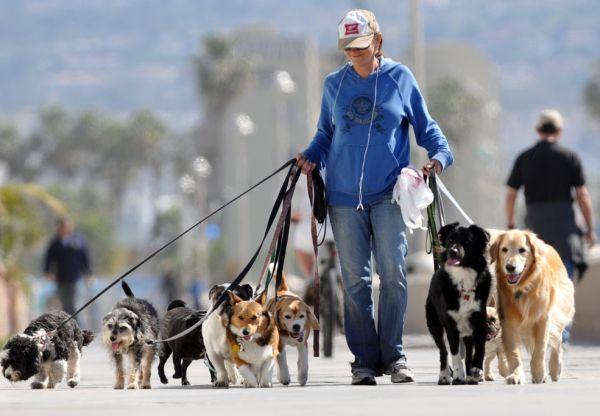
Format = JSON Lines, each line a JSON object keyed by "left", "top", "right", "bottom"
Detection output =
{"left": 102, "top": 281, "right": 159, "bottom": 389}
{"left": 426, "top": 222, "right": 492, "bottom": 385}
{"left": 1, "top": 311, "right": 94, "bottom": 389}
{"left": 157, "top": 300, "right": 207, "bottom": 386}
{"left": 157, "top": 283, "right": 254, "bottom": 386}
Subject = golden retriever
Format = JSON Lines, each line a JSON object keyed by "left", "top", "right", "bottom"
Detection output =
{"left": 490, "top": 230, "right": 574, "bottom": 384}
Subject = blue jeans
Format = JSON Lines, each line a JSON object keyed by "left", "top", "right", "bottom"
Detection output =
{"left": 562, "top": 259, "right": 575, "bottom": 344}
{"left": 328, "top": 192, "right": 408, "bottom": 375}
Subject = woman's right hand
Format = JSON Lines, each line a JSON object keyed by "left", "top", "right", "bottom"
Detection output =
{"left": 296, "top": 153, "right": 316, "bottom": 175}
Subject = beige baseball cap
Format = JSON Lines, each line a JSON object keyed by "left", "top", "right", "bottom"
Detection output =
{"left": 338, "top": 9, "right": 380, "bottom": 50}
{"left": 536, "top": 109, "right": 564, "bottom": 130}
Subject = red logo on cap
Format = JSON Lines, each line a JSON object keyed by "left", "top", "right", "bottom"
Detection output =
{"left": 345, "top": 23, "right": 359, "bottom": 35}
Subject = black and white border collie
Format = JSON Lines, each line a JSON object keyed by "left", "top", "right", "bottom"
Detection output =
{"left": 426, "top": 223, "right": 492, "bottom": 385}
{"left": 1, "top": 311, "right": 94, "bottom": 388}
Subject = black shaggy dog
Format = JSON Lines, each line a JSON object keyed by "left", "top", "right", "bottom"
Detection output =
{"left": 102, "top": 281, "right": 159, "bottom": 389}
{"left": 426, "top": 222, "right": 492, "bottom": 385}
{"left": 157, "top": 283, "right": 254, "bottom": 386}
{"left": 1, "top": 311, "right": 94, "bottom": 389}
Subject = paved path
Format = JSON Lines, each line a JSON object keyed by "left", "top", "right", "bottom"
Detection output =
{"left": 2, "top": 335, "right": 599, "bottom": 415}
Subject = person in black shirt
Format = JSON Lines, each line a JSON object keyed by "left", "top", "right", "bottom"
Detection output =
{"left": 506, "top": 109, "right": 596, "bottom": 280}
{"left": 43, "top": 218, "right": 93, "bottom": 315}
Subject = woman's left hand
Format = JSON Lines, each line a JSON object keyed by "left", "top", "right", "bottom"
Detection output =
{"left": 422, "top": 159, "right": 442, "bottom": 177}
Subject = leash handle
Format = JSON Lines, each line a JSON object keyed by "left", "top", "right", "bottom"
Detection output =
{"left": 307, "top": 171, "right": 320, "bottom": 357}
{"left": 426, "top": 170, "right": 445, "bottom": 271}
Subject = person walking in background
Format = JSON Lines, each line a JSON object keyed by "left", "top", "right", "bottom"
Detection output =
{"left": 43, "top": 218, "right": 93, "bottom": 315}
{"left": 505, "top": 110, "right": 596, "bottom": 341}
{"left": 297, "top": 9, "right": 453, "bottom": 385}
{"left": 506, "top": 109, "right": 596, "bottom": 277}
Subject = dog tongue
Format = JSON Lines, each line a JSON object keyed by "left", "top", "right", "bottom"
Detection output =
{"left": 111, "top": 342, "right": 119, "bottom": 351}
{"left": 507, "top": 274, "right": 520, "bottom": 284}
{"left": 446, "top": 258, "right": 460, "bottom": 266}
{"left": 243, "top": 335, "right": 252, "bottom": 341}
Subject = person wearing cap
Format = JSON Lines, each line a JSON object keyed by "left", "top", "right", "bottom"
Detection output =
{"left": 505, "top": 110, "right": 596, "bottom": 340}
{"left": 296, "top": 9, "right": 453, "bottom": 385}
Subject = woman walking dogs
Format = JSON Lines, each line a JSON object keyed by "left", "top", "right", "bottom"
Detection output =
{"left": 297, "top": 9, "right": 453, "bottom": 385}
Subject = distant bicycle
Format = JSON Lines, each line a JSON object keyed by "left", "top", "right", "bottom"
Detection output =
{"left": 304, "top": 240, "right": 344, "bottom": 357}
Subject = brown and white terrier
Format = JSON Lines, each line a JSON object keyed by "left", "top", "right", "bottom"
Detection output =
{"left": 267, "top": 273, "right": 319, "bottom": 386}
{"left": 226, "top": 291, "right": 279, "bottom": 388}
{"left": 484, "top": 306, "right": 509, "bottom": 381}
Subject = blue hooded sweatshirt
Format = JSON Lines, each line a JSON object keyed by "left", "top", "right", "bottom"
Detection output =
{"left": 303, "top": 58, "right": 454, "bottom": 208}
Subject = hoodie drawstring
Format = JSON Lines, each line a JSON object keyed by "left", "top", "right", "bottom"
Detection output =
{"left": 356, "top": 61, "right": 380, "bottom": 211}
{"left": 331, "top": 63, "right": 350, "bottom": 127}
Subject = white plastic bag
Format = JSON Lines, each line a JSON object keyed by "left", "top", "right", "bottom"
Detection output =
{"left": 391, "top": 166, "right": 433, "bottom": 233}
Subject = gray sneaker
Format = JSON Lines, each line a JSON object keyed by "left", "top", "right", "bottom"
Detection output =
{"left": 387, "top": 361, "right": 415, "bottom": 383}
{"left": 351, "top": 369, "right": 377, "bottom": 386}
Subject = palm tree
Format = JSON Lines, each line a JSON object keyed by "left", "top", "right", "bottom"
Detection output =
{"left": 0, "top": 184, "right": 67, "bottom": 337}
{"left": 193, "top": 34, "right": 251, "bottom": 201}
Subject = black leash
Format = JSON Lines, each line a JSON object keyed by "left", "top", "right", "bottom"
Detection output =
{"left": 148, "top": 162, "right": 301, "bottom": 344}
{"left": 54, "top": 158, "right": 297, "bottom": 332}
{"left": 426, "top": 170, "right": 446, "bottom": 271}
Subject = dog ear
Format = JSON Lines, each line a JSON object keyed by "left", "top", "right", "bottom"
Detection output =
{"left": 525, "top": 231, "right": 545, "bottom": 266}
{"left": 438, "top": 222, "right": 459, "bottom": 247}
{"left": 306, "top": 308, "right": 320, "bottom": 331}
{"left": 257, "top": 290, "right": 268, "bottom": 307}
{"left": 227, "top": 290, "right": 243, "bottom": 304}
{"left": 489, "top": 233, "right": 503, "bottom": 264}
{"left": 240, "top": 284, "right": 254, "bottom": 300}
{"left": 469, "top": 224, "right": 490, "bottom": 252}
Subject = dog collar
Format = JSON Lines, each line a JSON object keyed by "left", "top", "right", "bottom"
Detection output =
{"left": 459, "top": 288, "right": 475, "bottom": 301}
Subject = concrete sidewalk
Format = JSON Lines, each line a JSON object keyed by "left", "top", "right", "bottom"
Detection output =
{"left": 2, "top": 335, "right": 599, "bottom": 415}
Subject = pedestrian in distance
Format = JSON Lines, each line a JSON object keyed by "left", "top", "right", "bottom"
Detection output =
{"left": 43, "top": 217, "right": 93, "bottom": 316}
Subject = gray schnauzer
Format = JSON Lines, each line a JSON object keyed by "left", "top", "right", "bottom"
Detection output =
{"left": 102, "top": 281, "right": 159, "bottom": 389}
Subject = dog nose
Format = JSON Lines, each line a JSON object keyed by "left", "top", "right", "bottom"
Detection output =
{"left": 292, "top": 324, "right": 301, "bottom": 332}
{"left": 242, "top": 329, "right": 249, "bottom": 336}
{"left": 110, "top": 335, "right": 117, "bottom": 342}
{"left": 506, "top": 264, "right": 516, "bottom": 273}
{"left": 449, "top": 247, "right": 459, "bottom": 256}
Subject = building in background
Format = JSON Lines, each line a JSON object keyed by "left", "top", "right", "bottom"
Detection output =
{"left": 219, "top": 28, "right": 320, "bottom": 274}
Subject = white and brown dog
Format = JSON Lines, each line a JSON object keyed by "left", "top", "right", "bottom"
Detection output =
{"left": 267, "top": 273, "right": 319, "bottom": 386}
{"left": 202, "top": 283, "right": 254, "bottom": 388}
{"left": 226, "top": 291, "right": 279, "bottom": 388}
{"left": 483, "top": 306, "right": 509, "bottom": 381}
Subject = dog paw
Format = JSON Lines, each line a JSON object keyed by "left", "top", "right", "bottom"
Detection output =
{"left": 172, "top": 371, "right": 182, "bottom": 379}
{"left": 141, "top": 383, "right": 151, "bottom": 389}
{"left": 30, "top": 382, "right": 45, "bottom": 389}
{"left": 452, "top": 378, "right": 466, "bottom": 385}
{"left": 212, "top": 380, "right": 229, "bottom": 388}
{"left": 298, "top": 375, "right": 308, "bottom": 386}
{"left": 531, "top": 376, "right": 547, "bottom": 384}
{"left": 470, "top": 367, "right": 483, "bottom": 382}
{"left": 438, "top": 376, "right": 452, "bottom": 385}
{"left": 127, "top": 383, "right": 139, "bottom": 389}
{"left": 259, "top": 381, "right": 273, "bottom": 388}
{"left": 182, "top": 380, "right": 190, "bottom": 386}
{"left": 114, "top": 382, "right": 124, "bottom": 389}
{"left": 466, "top": 376, "right": 479, "bottom": 385}
{"left": 279, "top": 375, "right": 291, "bottom": 386}
{"left": 506, "top": 374, "right": 522, "bottom": 385}
{"left": 67, "top": 379, "right": 79, "bottom": 388}
{"left": 159, "top": 375, "right": 168, "bottom": 384}
{"left": 484, "top": 373, "right": 495, "bottom": 381}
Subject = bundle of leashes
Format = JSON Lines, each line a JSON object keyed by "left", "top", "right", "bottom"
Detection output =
{"left": 426, "top": 169, "right": 475, "bottom": 271}
{"left": 48, "top": 158, "right": 327, "bottom": 357}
